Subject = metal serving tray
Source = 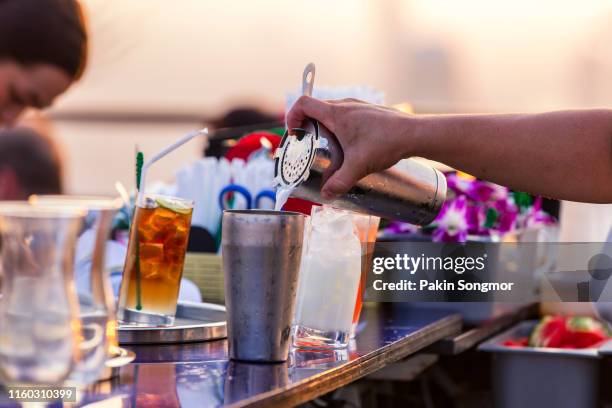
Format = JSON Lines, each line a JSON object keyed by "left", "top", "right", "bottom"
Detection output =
{"left": 478, "top": 320, "right": 600, "bottom": 408}
{"left": 118, "top": 301, "right": 227, "bottom": 345}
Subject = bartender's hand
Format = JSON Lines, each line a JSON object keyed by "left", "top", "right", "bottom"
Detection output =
{"left": 286, "top": 96, "right": 415, "bottom": 199}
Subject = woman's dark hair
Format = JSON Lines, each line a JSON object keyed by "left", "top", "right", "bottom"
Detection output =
{"left": 0, "top": 0, "right": 87, "bottom": 79}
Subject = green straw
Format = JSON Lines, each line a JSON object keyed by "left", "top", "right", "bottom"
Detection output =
{"left": 134, "top": 150, "right": 144, "bottom": 310}
{"left": 136, "top": 151, "right": 144, "bottom": 191}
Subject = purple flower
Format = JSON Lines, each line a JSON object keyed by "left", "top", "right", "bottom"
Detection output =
{"left": 432, "top": 196, "right": 469, "bottom": 242}
{"left": 466, "top": 180, "right": 508, "bottom": 202}
{"left": 446, "top": 173, "right": 472, "bottom": 195}
{"left": 493, "top": 198, "right": 519, "bottom": 234}
{"left": 522, "top": 197, "right": 555, "bottom": 229}
{"left": 384, "top": 221, "right": 419, "bottom": 235}
{"left": 466, "top": 204, "right": 487, "bottom": 235}
{"left": 494, "top": 197, "right": 513, "bottom": 213}
{"left": 436, "top": 173, "right": 555, "bottom": 241}
{"left": 497, "top": 208, "right": 518, "bottom": 234}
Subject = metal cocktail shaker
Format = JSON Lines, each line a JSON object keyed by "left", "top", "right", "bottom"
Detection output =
{"left": 274, "top": 120, "right": 447, "bottom": 225}
{"left": 274, "top": 64, "right": 446, "bottom": 225}
{"left": 222, "top": 210, "right": 305, "bottom": 362}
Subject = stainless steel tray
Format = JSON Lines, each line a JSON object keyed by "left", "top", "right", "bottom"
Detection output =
{"left": 118, "top": 301, "right": 227, "bottom": 345}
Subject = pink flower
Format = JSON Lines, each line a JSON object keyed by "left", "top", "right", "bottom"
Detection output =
{"left": 433, "top": 196, "right": 469, "bottom": 242}
{"left": 522, "top": 197, "right": 555, "bottom": 229}
{"left": 466, "top": 180, "right": 509, "bottom": 202}
{"left": 493, "top": 198, "right": 519, "bottom": 234}
{"left": 497, "top": 208, "right": 518, "bottom": 234}
{"left": 466, "top": 204, "right": 487, "bottom": 235}
{"left": 446, "top": 173, "right": 472, "bottom": 195}
{"left": 428, "top": 173, "right": 555, "bottom": 241}
{"left": 384, "top": 221, "right": 419, "bottom": 235}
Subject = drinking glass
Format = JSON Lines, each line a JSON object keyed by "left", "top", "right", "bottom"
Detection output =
{"left": 117, "top": 194, "right": 194, "bottom": 326}
{"left": 293, "top": 206, "right": 362, "bottom": 349}
{"left": 0, "top": 203, "right": 84, "bottom": 388}
{"left": 350, "top": 213, "right": 380, "bottom": 337}
{"left": 29, "top": 195, "right": 122, "bottom": 387}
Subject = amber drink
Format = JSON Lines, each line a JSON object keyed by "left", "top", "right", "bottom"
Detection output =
{"left": 117, "top": 194, "right": 193, "bottom": 326}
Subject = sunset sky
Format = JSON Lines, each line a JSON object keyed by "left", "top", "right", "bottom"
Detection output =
{"left": 54, "top": 0, "right": 612, "bottom": 116}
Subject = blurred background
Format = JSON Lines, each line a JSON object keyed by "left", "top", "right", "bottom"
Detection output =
{"left": 37, "top": 0, "right": 612, "bottom": 238}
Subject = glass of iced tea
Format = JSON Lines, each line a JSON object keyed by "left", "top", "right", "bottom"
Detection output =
{"left": 117, "top": 194, "right": 193, "bottom": 326}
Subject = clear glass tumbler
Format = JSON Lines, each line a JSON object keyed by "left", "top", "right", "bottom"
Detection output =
{"left": 0, "top": 203, "right": 84, "bottom": 388}
{"left": 30, "top": 195, "right": 122, "bottom": 387}
{"left": 293, "top": 206, "right": 362, "bottom": 349}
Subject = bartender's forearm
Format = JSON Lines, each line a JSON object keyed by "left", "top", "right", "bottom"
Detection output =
{"left": 412, "top": 110, "right": 612, "bottom": 203}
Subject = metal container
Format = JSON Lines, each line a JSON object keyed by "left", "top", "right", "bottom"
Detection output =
{"left": 274, "top": 63, "right": 446, "bottom": 225}
{"left": 275, "top": 121, "right": 446, "bottom": 225}
{"left": 222, "top": 210, "right": 305, "bottom": 362}
{"left": 478, "top": 320, "right": 600, "bottom": 408}
{"left": 224, "top": 361, "right": 288, "bottom": 404}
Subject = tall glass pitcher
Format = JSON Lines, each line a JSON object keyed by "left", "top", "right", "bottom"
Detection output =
{"left": 0, "top": 203, "right": 85, "bottom": 386}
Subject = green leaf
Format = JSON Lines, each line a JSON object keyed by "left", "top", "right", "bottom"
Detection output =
{"left": 513, "top": 191, "right": 533, "bottom": 211}
{"left": 484, "top": 207, "right": 498, "bottom": 228}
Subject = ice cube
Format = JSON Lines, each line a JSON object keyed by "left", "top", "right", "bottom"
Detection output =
{"left": 165, "top": 246, "right": 185, "bottom": 264}
{"left": 140, "top": 260, "right": 161, "bottom": 279}
{"left": 165, "top": 261, "right": 184, "bottom": 282}
{"left": 139, "top": 242, "right": 164, "bottom": 262}
{"left": 163, "top": 223, "right": 186, "bottom": 252}
{"left": 173, "top": 225, "right": 188, "bottom": 242}
{"left": 312, "top": 207, "right": 355, "bottom": 239}
{"left": 138, "top": 223, "right": 159, "bottom": 242}
{"left": 151, "top": 208, "right": 177, "bottom": 228}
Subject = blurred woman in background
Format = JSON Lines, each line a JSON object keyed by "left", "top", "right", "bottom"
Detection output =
{"left": 0, "top": 126, "right": 63, "bottom": 199}
{"left": 0, "top": 0, "right": 87, "bottom": 126}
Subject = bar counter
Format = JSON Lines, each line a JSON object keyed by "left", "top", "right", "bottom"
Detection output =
{"left": 81, "top": 304, "right": 461, "bottom": 407}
